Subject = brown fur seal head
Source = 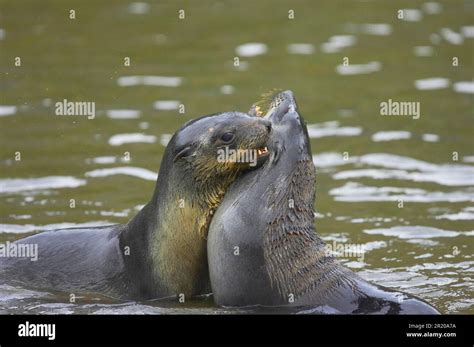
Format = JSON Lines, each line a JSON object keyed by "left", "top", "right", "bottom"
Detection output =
{"left": 126, "top": 111, "right": 272, "bottom": 298}
{"left": 1, "top": 111, "right": 272, "bottom": 301}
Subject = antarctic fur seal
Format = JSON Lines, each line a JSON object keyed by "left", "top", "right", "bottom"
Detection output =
{"left": 1, "top": 111, "right": 272, "bottom": 301}
{"left": 207, "top": 91, "right": 440, "bottom": 314}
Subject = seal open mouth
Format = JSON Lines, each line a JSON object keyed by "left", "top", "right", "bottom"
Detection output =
{"left": 256, "top": 146, "right": 269, "bottom": 157}
{"left": 249, "top": 90, "right": 297, "bottom": 122}
{"left": 250, "top": 145, "right": 269, "bottom": 169}
{"left": 247, "top": 90, "right": 301, "bottom": 167}
{"left": 248, "top": 90, "right": 310, "bottom": 165}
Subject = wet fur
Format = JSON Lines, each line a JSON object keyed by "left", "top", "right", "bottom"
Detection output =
{"left": 0, "top": 112, "right": 271, "bottom": 300}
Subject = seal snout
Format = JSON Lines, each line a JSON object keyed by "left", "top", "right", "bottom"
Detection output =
{"left": 258, "top": 90, "right": 298, "bottom": 123}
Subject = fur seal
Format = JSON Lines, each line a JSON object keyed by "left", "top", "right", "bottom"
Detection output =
{"left": 0, "top": 111, "right": 272, "bottom": 300}
{"left": 207, "top": 91, "right": 440, "bottom": 314}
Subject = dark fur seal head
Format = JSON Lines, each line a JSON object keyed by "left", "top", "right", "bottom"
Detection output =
{"left": 207, "top": 90, "right": 319, "bottom": 306}
{"left": 208, "top": 92, "right": 440, "bottom": 314}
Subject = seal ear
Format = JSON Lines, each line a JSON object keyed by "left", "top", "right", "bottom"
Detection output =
{"left": 173, "top": 145, "right": 194, "bottom": 162}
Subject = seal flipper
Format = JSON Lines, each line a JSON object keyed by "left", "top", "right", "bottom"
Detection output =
{"left": 350, "top": 280, "right": 440, "bottom": 314}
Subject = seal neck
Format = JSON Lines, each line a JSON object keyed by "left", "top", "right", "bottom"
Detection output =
{"left": 263, "top": 159, "right": 353, "bottom": 303}
{"left": 124, "top": 154, "right": 236, "bottom": 297}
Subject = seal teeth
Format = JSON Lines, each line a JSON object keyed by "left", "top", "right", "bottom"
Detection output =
{"left": 257, "top": 147, "right": 269, "bottom": 156}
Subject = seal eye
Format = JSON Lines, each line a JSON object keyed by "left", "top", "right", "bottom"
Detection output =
{"left": 221, "top": 132, "right": 235, "bottom": 143}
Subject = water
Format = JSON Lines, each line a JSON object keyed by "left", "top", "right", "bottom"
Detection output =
{"left": 0, "top": 0, "right": 472, "bottom": 314}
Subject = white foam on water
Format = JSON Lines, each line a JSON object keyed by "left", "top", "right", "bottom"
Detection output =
{"left": 361, "top": 23, "right": 392, "bottom": 36}
{"left": 399, "top": 9, "right": 423, "bottom": 22}
{"left": 414, "top": 77, "right": 450, "bottom": 90}
{"left": 321, "top": 35, "right": 357, "bottom": 53}
{"left": 354, "top": 153, "right": 428, "bottom": 170}
{"left": 407, "top": 261, "right": 474, "bottom": 272}
{"left": 235, "top": 43, "right": 267, "bottom": 57}
{"left": 128, "top": 2, "right": 150, "bottom": 14}
{"left": 364, "top": 226, "right": 471, "bottom": 239}
{"left": 312, "top": 152, "right": 357, "bottom": 168}
{"left": 307, "top": 121, "right": 362, "bottom": 138}
{"left": 86, "top": 156, "right": 117, "bottom": 164}
{"left": 351, "top": 217, "right": 394, "bottom": 224}
{"left": 153, "top": 33, "right": 167, "bottom": 45}
{"left": 287, "top": 43, "right": 315, "bottom": 54}
{"left": 106, "top": 109, "right": 141, "bottom": 119}
{"left": 41, "top": 98, "right": 52, "bottom": 107}
{"left": 85, "top": 156, "right": 130, "bottom": 165}
{"left": 321, "top": 233, "right": 349, "bottom": 243}
{"left": 336, "top": 61, "right": 381, "bottom": 75}
{"left": 405, "top": 239, "right": 439, "bottom": 246}
{"left": 422, "top": 133, "right": 439, "bottom": 142}
{"left": 453, "top": 81, "right": 474, "bottom": 94}
{"left": 160, "top": 134, "right": 172, "bottom": 147}
{"left": 436, "top": 207, "right": 474, "bottom": 221}
{"left": 330, "top": 182, "right": 474, "bottom": 203}
{"left": 0, "top": 176, "right": 86, "bottom": 194}
{"left": 413, "top": 46, "right": 434, "bottom": 57}
{"left": 331, "top": 152, "right": 474, "bottom": 186}
{"left": 108, "top": 133, "right": 157, "bottom": 146}
{"left": 0, "top": 105, "right": 17, "bottom": 117}
{"left": 117, "top": 76, "right": 183, "bottom": 87}
{"left": 314, "top": 153, "right": 474, "bottom": 187}
{"left": 414, "top": 253, "right": 433, "bottom": 259}
{"left": 153, "top": 100, "right": 180, "bottom": 110}
{"left": 233, "top": 61, "right": 249, "bottom": 71}
{"left": 363, "top": 240, "right": 388, "bottom": 251}
{"left": 10, "top": 214, "right": 32, "bottom": 220}
{"left": 139, "top": 122, "right": 149, "bottom": 130}
{"left": 85, "top": 167, "right": 157, "bottom": 181}
{"left": 344, "top": 23, "right": 392, "bottom": 36}
{"left": 357, "top": 269, "right": 421, "bottom": 286}
{"left": 372, "top": 131, "right": 411, "bottom": 142}
{"left": 100, "top": 210, "right": 130, "bottom": 218}
{"left": 440, "top": 28, "right": 464, "bottom": 45}
{"left": 461, "top": 26, "right": 474, "bottom": 38}
{"left": 334, "top": 168, "right": 474, "bottom": 186}
{"left": 0, "top": 221, "right": 112, "bottom": 234}
{"left": 0, "top": 284, "right": 50, "bottom": 302}
{"left": 436, "top": 212, "right": 474, "bottom": 221}
{"left": 220, "top": 85, "right": 235, "bottom": 94}
{"left": 463, "top": 156, "right": 474, "bottom": 163}
{"left": 135, "top": 204, "right": 145, "bottom": 211}
{"left": 91, "top": 304, "right": 172, "bottom": 315}
{"left": 422, "top": 2, "right": 442, "bottom": 14}
{"left": 358, "top": 153, "right": 474, "bottom": 172}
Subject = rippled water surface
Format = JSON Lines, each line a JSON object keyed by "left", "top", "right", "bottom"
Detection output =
{"left": 0, "top": 0, "right": 473, "bottom": 314}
